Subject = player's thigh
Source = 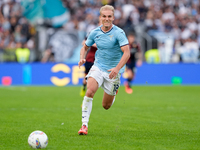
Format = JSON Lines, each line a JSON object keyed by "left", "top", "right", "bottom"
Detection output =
{"left": 86, "top": 77, "right": 99, "bottom": 97}
{"left": 127, "top": 68, "right": 134, "bottom": 77}
{"left": 85, "top": 66, "right": 104, "bottom": 97}
{"left": 102, "top": 91, "right": 115, "bottom": 107}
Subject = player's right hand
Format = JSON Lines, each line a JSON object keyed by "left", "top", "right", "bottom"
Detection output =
{"left": 78, "top": 59, "right": 86, "bottom": 68}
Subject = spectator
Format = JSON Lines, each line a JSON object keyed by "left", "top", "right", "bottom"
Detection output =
{"left": 15, "top": 42, "right": 30, "bottom": 63}
{"left": 145, "top": 48, "right": 160, "bottom": 63}
{"left": 41, "top": 46, "right": 55, "bottom": 63}
{"left": 178, "top": 35, "right": 199, "bottom": 63}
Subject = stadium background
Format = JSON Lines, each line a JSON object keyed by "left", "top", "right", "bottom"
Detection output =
{"left": 0, "top": 0, "right": 200, "bottom": 86}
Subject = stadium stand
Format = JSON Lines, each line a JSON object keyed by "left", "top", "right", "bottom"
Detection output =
{"left": 0, "top": 0, "right": 200, "bottom": 63}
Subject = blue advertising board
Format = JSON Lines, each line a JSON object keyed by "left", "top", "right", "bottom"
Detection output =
{"left": 0, "top": 63, "right": 200, "bottom": 86}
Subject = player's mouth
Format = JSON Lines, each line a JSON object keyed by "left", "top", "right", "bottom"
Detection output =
{"left": 104, "top": 22, "right": 111, "bottom": 25}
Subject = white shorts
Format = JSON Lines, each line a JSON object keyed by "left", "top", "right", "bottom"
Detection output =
{"left": 86, "top": 65, "right": 121, "bottom": 96}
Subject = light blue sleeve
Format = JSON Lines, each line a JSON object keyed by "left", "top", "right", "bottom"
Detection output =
{"left": 117, "top": 30, "right": 129, "bottom": 47}
{"left": 85, "top": 31, "right": 95, "bottom": 47}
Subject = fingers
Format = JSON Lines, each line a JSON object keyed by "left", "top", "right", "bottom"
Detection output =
{"left": 108, "top": 69, "right": 112, "bottom": 79}
{"left": 108, "top": 68, "right": 118, "bottom": 79}
{"left": 109, "top": 75, "right": 116, "bottom": 79}
{"left": 78, "top": 62, "right": 81, "bottom": 68}
{"left": 109, "top": 72, "right": 117, "bottom": 79}
{"left": 78, "top": 61, "right": 82, "bottom": 68}
{"left": 109, "top": 74, "right": 112, "bottom": 79}
{"left": 78, "top": 59, "right": 86, "bottom": 68}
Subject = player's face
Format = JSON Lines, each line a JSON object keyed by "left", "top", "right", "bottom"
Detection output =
{"left": 128, "top": 35, "right": 135, "bottom": 43}
{"left": 100, "top": 10, "right": 114, "bottom": 30}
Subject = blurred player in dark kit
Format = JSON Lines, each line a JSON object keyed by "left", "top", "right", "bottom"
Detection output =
{"left": 125, "top": 33, "right": 142, "bottom": 94}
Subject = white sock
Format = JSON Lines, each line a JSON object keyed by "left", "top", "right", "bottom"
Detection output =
{"left": 82, "top": 96, "right": 93, "bottom": 127}
{"left": 111, "top": 96, "right": 116, "bottom": 106}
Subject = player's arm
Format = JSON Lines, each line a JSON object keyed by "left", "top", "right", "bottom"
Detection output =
{"left": 79, "top": 29, "right": 95, "bottom": 68}
{"left": 82, "top": 38, "right": 97, "bottom": 48}
{"left": 116, "top": 44, "right": 130, "bottom": 70}
{"left": 108, "top": 44, "right": 130, "bottom": 79}
{"left": 79, "top": 43, "right": 90, "bottom": 68}
{"left": 92, "top": 43, "right": 97, "bottom": 48}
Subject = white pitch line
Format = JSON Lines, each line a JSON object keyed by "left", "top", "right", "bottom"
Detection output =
{"left": 0, "top": 86, "right": 27, "bottom": 91}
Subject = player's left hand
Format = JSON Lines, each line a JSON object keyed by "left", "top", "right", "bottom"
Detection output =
{"left": 108, "top": 68, "right": 119, "bottom": 79}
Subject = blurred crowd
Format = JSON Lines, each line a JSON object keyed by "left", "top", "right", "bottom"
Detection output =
{"left": 0, "top": 0, "right": 36, "bottom": 63}
{"left": 0, "top": 0, "right": 200, "bottom": 63}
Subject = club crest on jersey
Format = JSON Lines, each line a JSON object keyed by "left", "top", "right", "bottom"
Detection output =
{"left": 109, "top": 35, "right": 113, "bottom": 40}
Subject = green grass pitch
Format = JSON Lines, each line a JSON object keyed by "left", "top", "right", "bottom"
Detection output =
{"left": 0, "top": 86, "right": 199, "bottom": 150}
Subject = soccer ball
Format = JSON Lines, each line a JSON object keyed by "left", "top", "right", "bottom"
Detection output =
{"left": 28, "top": 130, "right": 48, "bottom": 149}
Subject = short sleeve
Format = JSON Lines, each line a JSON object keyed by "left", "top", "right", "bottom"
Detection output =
{"left": 117, "top": 30, "right": 129, "bottom": 47}
{"left": 85, "top": 31, "right": 95, "bottom": 47}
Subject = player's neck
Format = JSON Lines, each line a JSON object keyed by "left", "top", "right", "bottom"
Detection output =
{"left": 101, "top": 24, "right": 113, "bottom": 32}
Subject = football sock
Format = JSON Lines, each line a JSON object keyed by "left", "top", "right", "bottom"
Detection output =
{"left": 83, "top": 84, "right": 86, "bottom": 90}
{"left": 111, "top": 96, "right": 116, "bottom": 106}
{"left": 82, "top": 96, "right": 93, "bottom": 127}
{"left": 127, "top": 78, "right": 132, "bottom": 87}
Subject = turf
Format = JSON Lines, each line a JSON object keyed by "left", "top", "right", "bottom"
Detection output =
{"left": 0, "top": 86, "right": 199, "bottom": 150}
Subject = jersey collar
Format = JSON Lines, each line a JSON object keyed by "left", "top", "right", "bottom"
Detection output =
{"left": 100, "top": 24, "right": 114, "bottom": 34}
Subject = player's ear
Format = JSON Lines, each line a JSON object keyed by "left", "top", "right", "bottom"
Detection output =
{"left": 112, "top": 14, "right": 115, "bottom": 20}
{"left": 99, "top": 19, "right": 102, "bottom": 25}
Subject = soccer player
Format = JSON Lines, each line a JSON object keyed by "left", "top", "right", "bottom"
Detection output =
{"left": 78, "top": 5, "right": 130, "bottom": 135}
{"left": 125, "top": 33, "right": 143, "bottom": 94}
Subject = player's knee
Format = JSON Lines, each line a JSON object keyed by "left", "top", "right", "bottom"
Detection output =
{"left": 102, "top": 104, "right": 111, "bottom": 110}
{"left": 86, "top": 88, "right": 95, "bottom": 97}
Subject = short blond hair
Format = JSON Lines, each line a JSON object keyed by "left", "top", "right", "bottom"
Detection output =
{"left": 100, "top": 5, "right": 114, "bottom": 15}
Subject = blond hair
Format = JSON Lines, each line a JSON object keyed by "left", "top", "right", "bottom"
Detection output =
{"left": 100, "top": 5, "right": 115, "bottom": 15}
